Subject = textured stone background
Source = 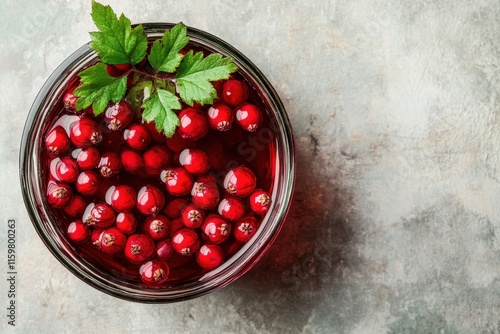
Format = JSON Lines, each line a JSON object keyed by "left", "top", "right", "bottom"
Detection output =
{"left": 1, "top": 0, "right": 500, "bottom": 333}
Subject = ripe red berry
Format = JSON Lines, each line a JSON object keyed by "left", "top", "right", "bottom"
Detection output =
{"left": 163, "top": 198, "right": 189, "bottom": 219}
{"left": 145, "top": 121, "right": 167, "bottom": 143}
{"left": 233, "top": 216, "right": 259, "bottom": 243}
{"left": 76, "top": 170, "right": 101, "bottom": 196}
{"left": 120, "top": 149, "right": 143, "bottom": 173}
{"left": 115, "top": 212, "right": 137, "bottom": 234}
{"left": 156, "top": 239, "right": 175, "bottom": 261}
{"left": 69, "top": 118, "right": 103, "bottom": 148}
{"left": 143, "top": 145, "right": 172, "bottom": 175}
{"left": 123, "top": 123, "right": 151, "bottom": 150}
{"left": 139, "top": 260, "right": 170, "bottom": 284}
{"left": 191, "top": 177, "right": 220, "bottom": 209}
{"left": 144, "top": 215, "right": 171, "bottom": 240}
{"left": 178, "top": 108, "right": 209, "bottom": 140}
{"left": 83, "top": 202, "right": 116, "bottom": 228}
{"left": 197, "top": 244, "right": 224, "bottom": 270}
{"left": 249, "top": 189, "right": 272, "bottom": 215}
{"left": 201, "top": 214, "right": 231, "bottom": 244}
{"left": 235, "top": 103, "right": 262, "bottom": 132}
{"left": 49, "top": 156, "right": 79, "bottom": 183}
{"left": 66, "top": 220, "right": 89, "bottom": 243}
{"left": 169, "top": 218, "right": 184, "bottom": 237}
{"left": 90, "top": 228, "right": 104, "bottom": 249}
{"left": 221, "top": 79, "right": 249, "bottom": 107}
{"left": 124, "top": 234, "right": 156, "bottom": 263}
{"left": 105, "top": 101, "right": 134, "bottom": 130}
{"left": 64, "top": 195, "right": 86, "bottom": 218}
{"left": 172, "top": 228, "right": 200, "bottom": 256}
{"left": 224, "top": 166, "right": 257, "bottom": 197}
{"left": 108, "top": 185, "right": 136, "bottom": 212}
{"left": 165, "top": 130, "right": 196, "bottom": 153}
{"left": 179, "top": 149, "right": 210, "bottom": 175}
{"left": 207, "top": 104, "right": 234, "bottom": 131}
{"left": 136, "top": 185, "right": 165, "bottom": 215}
{"left": 99, "top": 227, "right": 127, "bottom": 254}
{"left": 180, "top": 203, "right": 205, "bottom": 229}
{"left": 218, "top": 197, "right": 246, "bottom": 222}
{"left": 161, "top": 167, "right": 193, "bottom": 196}
{"left": 46, "top": 181, "right": 72, "bottom": 208}
{"left": 106, "top": 63, "right": 132, "bottom": 76}
{"left": 98, "top": 152, "right": 122, "bottom": 177}
{"left": 45, "top": 126, "right": 70, "bottom": 156}
{"left": 75, "top": 147, "right": 100, "bottom": 170}
{"left": 63, "top": 86, "right": 78, "bottom": 112}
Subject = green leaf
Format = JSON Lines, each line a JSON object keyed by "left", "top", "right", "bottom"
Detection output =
{"left": 90, "top": 1, "right": 147, "bottom": 65}
{"left": 74, "top": 63, "right": 128, "bottom": 114}
{"left": 142, "top": 89, "right": 181, "bottom": 137}
{"left": 148, "top": 23, "right": 189, "bottom": 73}
{"left": 175, "top": 50, "right": 237, "bottom": 106}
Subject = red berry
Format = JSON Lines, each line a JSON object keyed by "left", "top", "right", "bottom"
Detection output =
{"left": 165, "top": 130, "right": 196, "bottom": 153}
{"left": 46, "top": 181, "right": 72, "bottom": 208}
{"left": 136, "top": 185, "right": 165, "bottom": 215}
{"left": 169, "top": 218, "right": 184, "bottom": 237}
{"left": 191, "top": 176, "right": 220, "bottom": 209}
{"left": 143, "top": 145, "right": 172, "bottom": 174}
{"left": 233, "top": 216, "right": 259, "bottom": 243}
{"left": 249, "top": 189, "right": 272, "bottom": 215}
{"left": 63, "top": 86, "right": 78, "bottom": 112}
{"left": 139, "top": 260, "right": 170, "bottom": 284}
{"left": 161, "top": 167, "right": 193, "bottom": 196}
{"left": 116, "top": 212, "right": 137, "bottom": 234}
{"left": 218, "top": 197, "right": 246, "bottom": 222}
{"left": 90, "top": 228, "right": 104, "bottom": 249}
{"left": 235, "top": 103, "right": 262, "bottom": 132}
{"left": 124, "top": 123, "right": 151, "bottom": 150}
{"left": 83, "top": 202, "right": 116, "bottom": 228}
{"left": 45, "top": 126, "right": 70, "bottom": 156}
{"left": 66, "top": 220, "right": 89, "bottom": 243}
{"left": 120, "top": 149, "right": 143, "bottom": 173}
{"left": 207, "top": 104, "right": 234, "bottom": 131}
{"left": 180, "top": 203, "right": 205, "bottom": 229}
{"left": 201, "top": 214, "right": 231, "bottom": 244}
{"left": 163, "top": 198, "right": 189, "bottom": 219}
{"left": 105, "top": 101, "right": 134, "bottom": 131}
{"left": 145, "top": 121, "right": 167, "bottom": 143}
{"left": 196, "top": 244, "right": 224, "bottom": 270}
{"left": 144, "top": 215, "right": 171, "bottom": 240}
{"left": 69, "top": 118, "right": 103, "bottom": 148}
{"left": 172, "top": 228, "right": 200, "bottom": 256}
{"left": 108, "top": 185, "right": 136, "bottom": 212}
{"left": 64, "top": 195, "right": 86, "bottom": 217}
{"left": 124, "top": 234, "right": 156, "bottom": 263}
{"left": 49, "top": 156, "right": 79, "bottom": 183}
{"left": 224, "top": 166, "right": 256, "bottom": 197}
{"left": 178, "top": 108, "right": 208, "bottom": 140}
{"left": 99, "top": 227, "right": 126, "bottom": 254}
{"left": 221, "top": 79, "right": 249, "bottom": 107}
{"left": 106, "top": 63, "right": 132, "bottom": 76}
{"left": 76, "top": 170, "right": 101, "bottom": 196}
{"left": 98, "top": 152, "right": 122, "bottom": 177}
{"left": 179, "top": 149, "right": 210, "bottom": 175}
{"left": 75, "top": 147, "right": 100, "bottom": 170}
{"left": 156, "top": 239, "right": 175, "bottom": 261}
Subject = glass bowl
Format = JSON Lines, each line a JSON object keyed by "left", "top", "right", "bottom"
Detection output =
{"left": 19, "top": 23, "right": 295, "bottom": 303}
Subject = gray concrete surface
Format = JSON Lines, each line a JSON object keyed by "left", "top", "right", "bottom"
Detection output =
{"left": 1, "top": 0, "right": 500, "bottom": 333}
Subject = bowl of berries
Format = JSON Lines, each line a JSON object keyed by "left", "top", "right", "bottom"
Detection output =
{"left": 20, "top": 2, "right": 294, "bottom": 302}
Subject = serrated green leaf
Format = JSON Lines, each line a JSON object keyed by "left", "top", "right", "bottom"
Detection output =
{"left": 175, "top": 50, "right": 237, "bottom": 106}
{"left": 90, "top": 1, "right": 147, "bottom": 65}
{"left": 74, "top": 63, "right": 128, "bottom": 114}
{"left": 148, "top": 23, "right": 189, "bottom": 73}
{"left": 142, "top": 89, "right": 181, "bottom": 137}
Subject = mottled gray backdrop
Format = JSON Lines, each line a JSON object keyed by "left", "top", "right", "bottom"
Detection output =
{"left": 1, "top": 0, "right": 499, "bottom": 333}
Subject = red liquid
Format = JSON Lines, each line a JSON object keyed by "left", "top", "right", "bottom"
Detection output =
{"left": 42, "top": 58, "right": 277, "bottom": 287}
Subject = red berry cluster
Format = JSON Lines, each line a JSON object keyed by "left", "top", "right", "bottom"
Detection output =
{"left": 44, "top": 76, "right": 273, "bottom": 285}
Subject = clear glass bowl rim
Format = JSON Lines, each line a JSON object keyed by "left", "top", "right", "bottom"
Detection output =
{"left": 19, "top": 23, "right": 295, "bottom": 303}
